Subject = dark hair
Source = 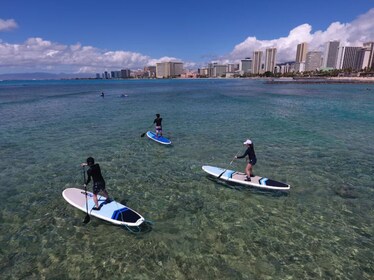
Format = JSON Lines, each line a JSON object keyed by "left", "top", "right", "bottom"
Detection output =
{"left": 156, "top": 114, "right": 160, "bottom": 117}
{"left": 86, "top": 157, "right": 95, "bottom": 165}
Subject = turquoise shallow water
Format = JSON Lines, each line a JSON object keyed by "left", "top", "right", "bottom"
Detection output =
{"left": 0, "top": 79, "right": 373, "bottom": 279}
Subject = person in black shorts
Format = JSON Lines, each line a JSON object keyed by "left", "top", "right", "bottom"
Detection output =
{"left": 153, "top": 113, "right": 163, "bottom": 137}
{"left": 81, "top": 157, "right": 110, "bottom": 210}
{"left": 235, "top": 139, "right": 257, "bottom": 181}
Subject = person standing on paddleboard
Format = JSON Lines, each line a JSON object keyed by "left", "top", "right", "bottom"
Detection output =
{"left": 81, "top": 157, "right": 110, "bottom": 210}
{"left": 235, "top": 139, "right": 257, "bottom": 181}
{"left": 153, "top": 113, "right": 163, "bottom": 137}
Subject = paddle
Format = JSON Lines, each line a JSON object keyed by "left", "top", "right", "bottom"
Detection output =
{"left": 217, "top": 150, "right": 241, "bottom": 179}
{"left": 141, "top": 124, "right": 154, "bottom": 137}
{"left": 82, "top": 166, "right": 90, "bottom": 224}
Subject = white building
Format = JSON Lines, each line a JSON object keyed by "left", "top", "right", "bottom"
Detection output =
{"left": 264, "top": 48, "right": 277, "bottom": 73}
{"left": 295, "top": 42, "right": 308, "bottom": 72}
{"left": 239, "top": 58, "right": 252, "bottom": 75}
{"left": 252, "top": 51, "right": 263, "bottom": 74}
{"left": 322, "top": 41, "right": 340, "bottom": 68}
{"left": 337, "top": 46, "right": 362, "bottom": 70}
{"left": 156, "top": 62, "right": 183, "bottom": 78}
{"left": 305, "top": 51, "right": 323, "bottom": 71}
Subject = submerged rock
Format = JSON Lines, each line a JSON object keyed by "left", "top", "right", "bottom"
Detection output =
{"left": 335, "top": 186, "right": 358, "bottom": 199}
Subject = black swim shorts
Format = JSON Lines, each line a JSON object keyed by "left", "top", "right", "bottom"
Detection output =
{"left": 93, "top": 181, "right": 106, "bottom": 195}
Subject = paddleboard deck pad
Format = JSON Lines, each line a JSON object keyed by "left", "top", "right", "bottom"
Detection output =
{"left": 146, "top": 131, "right": 171, "bottom": 145}
{"left": 202, "top": 165, "right": 290, "bottom": 191}
{"left": 62, "top": 188, "right": 145, "bottom": 226}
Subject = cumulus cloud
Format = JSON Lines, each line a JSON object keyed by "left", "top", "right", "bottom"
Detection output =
{"left": 0, "top": 8, "right": 374, "bottom": 73}
{"left": 226, "top": 8, "right": 374, "bottom": 63}
{"left": 0, "top": 36, "right": 185, "bottom": 73}
{"left": 0, "top": 18, "right": 18, "bottom": 31}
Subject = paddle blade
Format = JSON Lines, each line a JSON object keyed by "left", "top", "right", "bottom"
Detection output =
{"left": 141, "top": 132, "right": 146, "bottom": 137}
{"left": 83, "top": 214, "right": 90, "bottom": 224}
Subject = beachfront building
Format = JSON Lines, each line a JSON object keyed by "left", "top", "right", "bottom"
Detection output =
{"left": 305, "top": 51, "right": 323, "bottom": 71}
{"left": 156, "top": 62, "right": 183, "bottom": 78}
{"left": 276, "top": 62, "right": 293, "bottom": 74}
{"left": 227, "top": 63, "right": 239, "bottom": 73}
{"left": 295, "top": 42, "right": 308, "bottom": 72}
{"left": 239, "top": 58, "right": 252, "bottom": 75}
{"left": 198, "top": 68, "right": 209, "bottom": 77}
{"left": 322, "top": 41, "right": 340, "bottom": 69}
{"left": 264, "top": 48, "right": 277, "bottom": 73}
{"left": 121, "top": 69, "right": 131, "bottom": 78}
{"left": 252, "top": 51, "right": 263, "bottom": 74}
{"left": 336, "top": 46, "right": 362, "bottom": 70}
{"left": 143, "top": 66, "right": 156, "bottom": 78}
{"left": 363, "top": 42, "right": 374, "bottom": 70}
{"left": 213, "top": 64, "right": 227, "bottom": 77}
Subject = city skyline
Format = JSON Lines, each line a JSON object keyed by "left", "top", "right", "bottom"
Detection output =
{"left": 1, "top": 0, "right": 374, "bottom": 74}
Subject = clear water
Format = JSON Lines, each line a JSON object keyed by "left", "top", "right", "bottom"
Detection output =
{"left": 0, "top": 79, "right": 373, "bottom": 279}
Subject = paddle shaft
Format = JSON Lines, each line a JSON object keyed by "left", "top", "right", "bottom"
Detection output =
{"left": 82, "top": 166, "right": 90, "bottom": 224}
{"left": 141, "top": 123, "right": 154, "bottom": 137}
{"left": 217, "top": 150, "right": 241, "bottom": 179}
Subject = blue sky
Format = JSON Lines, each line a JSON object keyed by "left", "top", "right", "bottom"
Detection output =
{"left": 0, "top": 0, "right": 374, "bottom": 74}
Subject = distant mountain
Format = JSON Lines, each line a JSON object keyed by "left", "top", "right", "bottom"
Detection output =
{"left": 0, "top": 72, "right": 94, "bottom": 80}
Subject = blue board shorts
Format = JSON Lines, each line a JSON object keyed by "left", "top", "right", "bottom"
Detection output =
{"left": 93, "top": 181, "right": 106, "bottom": 195}
{"left": 156, "top": 126, "right": 162, "bottom": 133}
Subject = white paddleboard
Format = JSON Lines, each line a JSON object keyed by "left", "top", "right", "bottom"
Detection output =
{"left": 146, "top": 131, "right": 171, "bottom": 145}
{"left": 62, "top": 188, "right": 145, "bottom": 226}
{"left": 202, "top": 165, "right": 290, "bottom": 191}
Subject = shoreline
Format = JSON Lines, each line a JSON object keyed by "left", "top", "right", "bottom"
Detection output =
{"left": 265, "top": 77, "right": 374, "bottom": 84}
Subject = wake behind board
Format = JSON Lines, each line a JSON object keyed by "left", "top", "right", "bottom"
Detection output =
{"left": 146, "top": 131, "right": 171, "bottom": 145}
{"left": 202, "top": 165, "right": 290, "bottom": 191}
{"left": 62, "top": 188, "right": 145, "bottom": 227}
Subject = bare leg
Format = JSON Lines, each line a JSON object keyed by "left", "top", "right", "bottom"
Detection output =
{"left": 93, "top": 194, "right": 99, "bottom": 208}
{"left": 102, "top": 189, "right": 109, "bottom": 199}
{"left": 245, "top": 163, "right": 253, "bottom": 178}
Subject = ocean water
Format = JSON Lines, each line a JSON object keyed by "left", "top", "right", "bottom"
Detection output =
{"left": 0, "top": 78, "right": 373, "bottom": 279}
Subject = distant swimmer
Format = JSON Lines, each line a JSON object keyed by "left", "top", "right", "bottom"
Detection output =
{"left": 120, "top": 94, "right": 128, "bottom": 98}
{"left": 101, "top": 92, "right": 105, "bottom": 97}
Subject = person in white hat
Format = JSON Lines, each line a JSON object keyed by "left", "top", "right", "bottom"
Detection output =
{"left": 235, "top": 139, "right": 257, "bottom": 181}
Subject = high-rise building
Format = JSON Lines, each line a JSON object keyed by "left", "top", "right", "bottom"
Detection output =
{"left": 363, "top": 42, "right": 374, "bottom": 69}
{"left": 264, "top": 48, "right": 277, "bottom": 72}
{"left": 295, "top": 42, "right": 308, "bottom": 72}
{"left": 337, "top": 46, "right": 362, "bottom": 70}
{"left": 305, "top": 51, "right": 323, "bottom": 71}
{"left": 295, "top": 43, "right": 308, "bottom": 63}
{"left": 252, "top": 51, "right": 263, "bottom": 74}
{"left": 240, "top": 58, "right": 252, "bottom": 75}
{"left": 213, "top": 65, "right": 227, "bottom": 77}
{"left": 121, "top": 69, "right": 131, "bottom": 78}
{"left": 227, "top": 64, "right": 239, "bottom": 73}
{"left": 322, "top": 41, "right": 340, "bottom": 68}
{"left": 156, "top": 62, "right": 183, "bottom": 78}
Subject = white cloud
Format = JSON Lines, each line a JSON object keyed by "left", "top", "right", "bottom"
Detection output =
{"left": 0, "top": 37, "right": 183, "bottom": 73}
{"left": 227, "top": 8, "right": 374, "bottom": 63}
{"left": 0, "top": 18, "right": 18, "bottom": 31}
{"left": 0, "top": 9, "right": 374, "bottom": 73}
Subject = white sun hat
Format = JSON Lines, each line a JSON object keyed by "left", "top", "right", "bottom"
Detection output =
{"left": 243, "top": 139, "right": 252, "bottom": 145}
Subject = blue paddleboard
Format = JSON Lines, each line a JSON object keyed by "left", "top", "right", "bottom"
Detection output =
{"left": 146, "top": 131, "right": 171, "bottom": 145}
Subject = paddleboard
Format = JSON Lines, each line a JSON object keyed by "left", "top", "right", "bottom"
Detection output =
{"left": 62, "top": 188, "right": 145, "bottom": 227}
{"left": 146, "top": 131, "right": 171, "bottom": 145}
{"left": 202, "top": 165, "right": 290, "bottom": 191}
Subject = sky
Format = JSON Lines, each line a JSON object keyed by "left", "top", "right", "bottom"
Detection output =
{"left": 0, "top": 0, "right": 374, "bottom": 74}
